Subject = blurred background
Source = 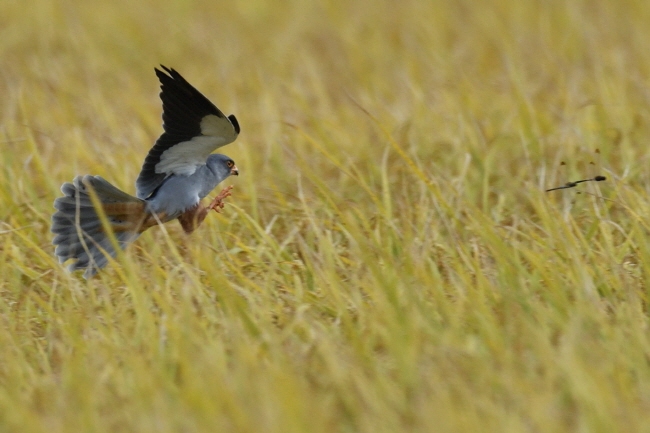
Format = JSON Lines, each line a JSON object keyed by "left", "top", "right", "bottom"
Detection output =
{"left": 3, "top": 0, "right": 650, "bottom": 212}
{"left": 3, "top": 1, "right": 650, "bottom": 432}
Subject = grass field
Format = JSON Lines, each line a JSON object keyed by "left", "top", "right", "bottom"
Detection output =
{"left": 2, "top": 0, "right": 650, "bottom": 431}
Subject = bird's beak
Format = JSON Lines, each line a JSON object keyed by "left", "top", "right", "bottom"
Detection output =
{"left": 231, "top": 165, "right": 239, "bottom": 176}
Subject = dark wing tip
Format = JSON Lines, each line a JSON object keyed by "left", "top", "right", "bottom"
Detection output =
{"left": 154, "top": 65, "right": 173, "bottom": 82}
{"left": 155, "top": 65, "right": 191, "bottom": 90}
{"left": 153, "top": 65, "right": 224, "bottom": 120}
{"left": 228, "top": 114, "right": 241, "bottom": 134}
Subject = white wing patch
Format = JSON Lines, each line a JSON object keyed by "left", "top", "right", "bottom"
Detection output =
{"left": 155, "top": 114, "right": 238, "bottom": 176}
{"left": 200, "top": 113, "right": 238, "bottom": 139}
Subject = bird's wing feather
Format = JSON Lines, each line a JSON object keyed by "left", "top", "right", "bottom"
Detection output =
{"left": 135, "top": 66, "right": 240, "bottom": 199}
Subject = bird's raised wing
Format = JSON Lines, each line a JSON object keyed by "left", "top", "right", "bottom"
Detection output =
{"left": 135, "top": 65, "right": 240, "bottom": 199}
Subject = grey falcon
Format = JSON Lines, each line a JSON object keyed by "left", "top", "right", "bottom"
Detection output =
{"left": 51, "top": 66, "right": 240, "bottom": 278}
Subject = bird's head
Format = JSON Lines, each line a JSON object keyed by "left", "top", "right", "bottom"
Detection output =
{"left": 206, "top": 154, "right": 239, "bottom": 179}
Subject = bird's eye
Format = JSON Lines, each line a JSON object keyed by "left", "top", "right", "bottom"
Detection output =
{"left": 226, "top": 160, "right": 234, "bottom": 168}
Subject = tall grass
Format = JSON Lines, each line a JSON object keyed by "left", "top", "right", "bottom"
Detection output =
{"left": 2, "top": 0, "right": 650, "bottom": 431}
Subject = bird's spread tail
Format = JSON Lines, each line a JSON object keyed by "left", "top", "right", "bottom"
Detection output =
{"left": 51, "top": 175, "right": 150, "bottom": 278}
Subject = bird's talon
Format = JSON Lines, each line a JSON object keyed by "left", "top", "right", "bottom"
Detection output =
{"left": 208, "top": 186, "right": 234, "bottom": 213}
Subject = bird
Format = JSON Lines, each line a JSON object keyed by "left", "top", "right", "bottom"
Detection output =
{"left": 51, "top": 65, "right": 241, "bottom": 278}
